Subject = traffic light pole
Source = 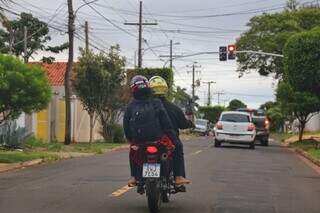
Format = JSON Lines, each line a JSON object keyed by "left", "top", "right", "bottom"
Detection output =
{"left": 164, "top": 50, "right": 284, "bottom": 62}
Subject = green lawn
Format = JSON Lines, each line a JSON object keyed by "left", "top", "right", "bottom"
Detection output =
{"left": 290, "top": 140, "right": 320, "bottom": 161}
{"left": 270, "top": 132, "right": 295, "bottom": 142}
{"left": 0, "top": 151, "right": 58, "bottom": 163}
{"left": 0, "top": 137, "right": 126, "bottom": 164}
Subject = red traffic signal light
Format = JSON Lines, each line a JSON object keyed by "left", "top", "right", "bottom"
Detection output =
{"left": 228, "top": 44, "right": 236, "bottom": 60}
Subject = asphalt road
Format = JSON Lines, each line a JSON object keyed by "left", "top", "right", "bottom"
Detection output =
{"left": 0, "top": 138, "right": 320, "bottom": 213}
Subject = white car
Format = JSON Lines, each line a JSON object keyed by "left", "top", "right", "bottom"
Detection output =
{"left": 193, "top": 119, "right": 210, "bottom": 135}
{"left": 214, "top": 111, "right": 256, "bottom": 149}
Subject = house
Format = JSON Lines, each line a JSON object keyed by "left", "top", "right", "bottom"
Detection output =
{"left": 25, "top": 62, "right": 103, "bottom": 143}
{"left": 305, "top": 113, "right": 320, "bottom": 132}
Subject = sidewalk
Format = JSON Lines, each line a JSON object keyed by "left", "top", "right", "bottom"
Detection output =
{"left": 0, "top": 145, "right": 129, "bottom": 174}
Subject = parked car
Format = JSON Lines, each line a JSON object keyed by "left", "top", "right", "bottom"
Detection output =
{"left": 193, "top": 118, "right": 210, "bottom": 136}
{"left": 214, "top": 111, "right": 256, "bottom": 149}
{"left": 236, "top": 108, "right": 270, "bottom": 146}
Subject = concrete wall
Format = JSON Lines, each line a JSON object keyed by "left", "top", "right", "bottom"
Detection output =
{"left": 305, "top": 113, "right": 320, "bottom": 132}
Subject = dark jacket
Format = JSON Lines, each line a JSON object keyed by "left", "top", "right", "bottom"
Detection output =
{"left": 123, "top": 97, "right": 178, "bottom": 144}
{"left": 160, "top": 98, "right": 194, "bottom": 136}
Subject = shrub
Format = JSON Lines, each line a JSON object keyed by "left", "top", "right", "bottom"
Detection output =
{"left": 23, "top": 136, "right": 46, "bottom": 149}
{"left": 112, "top": 124, "right": 125, "bottom": 143}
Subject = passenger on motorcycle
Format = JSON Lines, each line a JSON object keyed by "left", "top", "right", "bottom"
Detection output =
{"left": 123, "top": 75, "right": 179, "bottom": 187}
{"left": 149, "top": 76, "right": 193, "bottom": 185}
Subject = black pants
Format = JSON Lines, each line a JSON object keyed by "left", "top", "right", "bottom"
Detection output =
{"left": 130, "top": 139, "right": 186, "bottom": 178}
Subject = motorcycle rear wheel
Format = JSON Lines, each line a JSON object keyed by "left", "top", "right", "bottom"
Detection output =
{"left": 161, "top": 190, "right": 170, "bottom": 203}
{"left": 146, "top": 180, "right": 161, "bottom": 213}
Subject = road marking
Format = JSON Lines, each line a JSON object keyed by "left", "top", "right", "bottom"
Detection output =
{"left": 110, "top": 185, "right": 133, "bottom": 197}
{"left": 191, "top": 150, "right": 203, "bottom": 155}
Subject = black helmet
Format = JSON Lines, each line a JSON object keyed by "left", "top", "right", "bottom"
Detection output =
{"left": 130, "top": 75, "right": 149, "bottom": 93}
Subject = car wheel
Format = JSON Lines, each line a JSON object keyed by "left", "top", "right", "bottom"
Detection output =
{"left": 214, "top": 139, "right": 221, "bottom": 147}
{"left": 249, "top": 142, "right": 255, "bottom": 149}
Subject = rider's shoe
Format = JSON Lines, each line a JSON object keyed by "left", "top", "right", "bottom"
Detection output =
{"left": 128, "top": 177, "right": 137, "bottom": 187}
{"left": 175, "top": 176, "right": 191, "bottom": 185}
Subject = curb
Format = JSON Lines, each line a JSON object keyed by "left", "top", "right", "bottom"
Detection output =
{"left": 0, "top": 145, "right": 129, "bottom": 174}
{"left": 0, "top": 159, "right": 43, "bottom": 173}
{"left": 294, "top": 148, "right": 320, "bottom": 167}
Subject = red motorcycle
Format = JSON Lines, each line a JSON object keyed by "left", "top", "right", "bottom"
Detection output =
{"left": 132, "top": 140, "right": 185, "bottom": 213}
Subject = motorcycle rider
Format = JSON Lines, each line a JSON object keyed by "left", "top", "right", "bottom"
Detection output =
{"left": 123, "top": 75, "right": 179, "bottom": 187}
{"left": 149, "top": 76, "right": 194, "bottom": 185}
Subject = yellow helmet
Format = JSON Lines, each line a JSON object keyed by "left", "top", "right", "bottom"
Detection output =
{"left": 149, "top": 76, "right": 168, "bottom": 96}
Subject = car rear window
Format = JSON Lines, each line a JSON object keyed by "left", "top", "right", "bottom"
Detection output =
{"left": 195, "top": 120, "right": 207, "bottom": 126}
{"left": 253, "top": 110, "right": 265, "bottom": 116}
{"left": 221, "top": 114, "right": 250, "bottom": 123}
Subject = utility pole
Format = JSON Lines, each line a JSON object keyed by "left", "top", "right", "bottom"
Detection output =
{"left": 214, "top": 91, "right": 225, "bottom": 105}
{"left": 203, "top": 81, "right": 216, "bottom": 106}
{"left": 159, "top": 40, "right": 181, "bottom": 69}
{"left": 85, "top": 21, "right": 89, "bottom": 52}
{"left": 124, "top": 1, "right": 157, "bottom": 68}
{"left": 170, "top": 40, "right": 173, "bottom": 69}
{"left": 187, "top": 62, "right": 201, "bottom": 101}
{"left": 23, "top": 26, "right": 27, "bottom": 63}
{"left": 65, "top": 0, "right": 75, "bottom": 145}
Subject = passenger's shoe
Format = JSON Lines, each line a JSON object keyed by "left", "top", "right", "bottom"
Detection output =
{"left": 175, "top": 176, "right": 191, "bottom": 185}
{"left": 128, "top": 177, "right": 137, "bottom": 187}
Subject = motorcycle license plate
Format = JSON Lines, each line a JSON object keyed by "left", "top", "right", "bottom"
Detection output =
{"left": 142, "top": 163, "right": 160, "bottom": 178}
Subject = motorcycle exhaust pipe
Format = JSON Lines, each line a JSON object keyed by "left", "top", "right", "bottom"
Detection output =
{"left": 161, "top": 153, "right": 168, "bottom": 161}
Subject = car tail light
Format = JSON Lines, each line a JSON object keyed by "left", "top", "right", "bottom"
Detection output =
{"left": 216, "top": 122, "right": 223, "bottom": 130}
{"left": 146, "top": 146, "right": 158, "bottom": 154}
{"left": 265, "top": 119, "right": 270, "bottom": 128}
{"left": 248, "top": 123, "right": 255, "bottom": 131}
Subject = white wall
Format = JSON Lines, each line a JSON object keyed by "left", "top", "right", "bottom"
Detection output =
{"left": 305, "top": 113, "right": 320, "bottom": 132}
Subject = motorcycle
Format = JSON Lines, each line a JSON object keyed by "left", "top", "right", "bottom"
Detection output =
{"left": 134, "top": 142, "right": 186, "bottom": 213}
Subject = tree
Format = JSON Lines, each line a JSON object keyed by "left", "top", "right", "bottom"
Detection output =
{"left": 97, "top": 45, "right": 127, "bottom": 141}
{"left": 286, "top": 0, "right": 299, "bottom": 11}
{"left": 0, "top": 12, "right": 68, "bottom": 62}
{"left": 172, "top": 86, "right": 191, "bottom": 108}
{"left": 74, "top": 49, "right": 103, "bottom": 143}
{"left": 283, "top": 28, "right": 320, "bottom": 96}
{"left": 277, "top": 28, "right": 320, "bottom": 141}
{"left": 198, "top": 106, "right": 225, "bottom": 124}
{"left": 277, "top": 81, "right": 320, "bottom": 141}
{"left": 259, "top": 101, "right": 277, "bottom": 111}
{"left": 236, "top": 8, "right": 320, "bottom": 77}
{"left": 0, "top": 54, "right": 51, "bottom": 124}
{"left": 227, "top": 99, "right": 247, "bottom": 111}
{"left": 266, "top": 106, "right": 285, "bottom": 132}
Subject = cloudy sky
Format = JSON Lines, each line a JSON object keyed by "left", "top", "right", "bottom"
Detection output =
{"left": 4, "top": 0, "right": 306, "bottom": 108}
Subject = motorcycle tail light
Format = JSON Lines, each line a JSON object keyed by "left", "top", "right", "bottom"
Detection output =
{"left": 248, "top": 123, "right": 255, "bottom": 131}
{"left": 146, "top": 146, "right": 158, "bottom": 154}
{"left": 216, "top": 122, "right": 223, "bottom": 130}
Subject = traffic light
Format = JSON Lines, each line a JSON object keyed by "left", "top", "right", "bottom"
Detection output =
{"left": 219, "top": 46, "right": 227, "bottom": 61}
{"left": 228, "top": 44, "right": 236, "bottom": 60}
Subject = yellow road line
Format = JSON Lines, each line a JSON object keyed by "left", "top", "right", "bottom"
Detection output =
{"left": 191, "top": 150, "right": 203, "bottom": 155}
{"left": 110, "top": 185, "right": 134, "bottom": 197}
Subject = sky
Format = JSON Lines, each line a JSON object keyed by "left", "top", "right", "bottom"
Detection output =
{"left": 3, "top": 0, "right": 305, "bottom": 108}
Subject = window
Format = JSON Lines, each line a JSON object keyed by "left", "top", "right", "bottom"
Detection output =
{"left": 221, "top": 114, "right": 250, "bottom": 123}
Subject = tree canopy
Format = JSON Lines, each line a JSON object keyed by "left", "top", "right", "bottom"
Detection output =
{"left": 283, "top": 28, "right": 320, "bottom": 95}
{"left": 236, "top": 7, "right": 320, "bottom": 77}
{"left": 0, "top": 12, "right": 68, "bottom": 62}
{"left": 198, "top": 105, "right": 225, "bottom": 124}
{"left": 227, "top": 99, "right": 247, "bottom": 111}
{"left": 0, "top": 54, "right": 51, "bottom": 124}
{"left": 74, "top": 46, "right": 127, "bottom": 142}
